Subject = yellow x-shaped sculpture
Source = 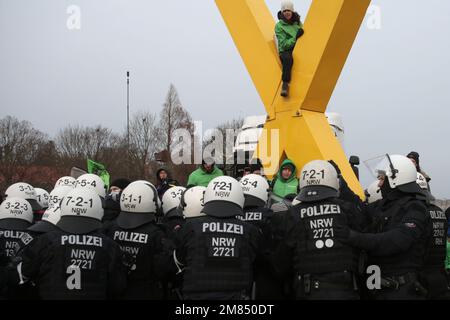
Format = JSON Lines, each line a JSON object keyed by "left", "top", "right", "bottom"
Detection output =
{"left": 216, "top": 0, "right": 370, "bottom": 198}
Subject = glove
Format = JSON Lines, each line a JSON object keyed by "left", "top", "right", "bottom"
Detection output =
{"left": 296, "top": 29, "right": 304, "bottom": 39}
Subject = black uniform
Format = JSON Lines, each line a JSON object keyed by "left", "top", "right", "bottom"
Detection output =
{"left": 0, "top": 237, "right": 9, "bottom": 296}
{"left": 19, "top": 230, "right": 127, "bottom": 300}
{"left": 419, "top": 203, "right": 449, "bottom": 299}
{"left": 175, "top": 214, "right": 261, "bottom": 300}
{"left": 103, "top": 196, "right": 121, "bottom": 226}
{"left": 161, "top": 208, "right": 185, "bottom": 242}
{"left": 0, "top": 220, "right": 33, "bottom": 259}
{"left": 339, "top": 189, "right": 430, "bottom": 300}
{"left": 162, "top": 216, "right": 185, "bottom": 237}
{"left": 106, "top": 218, "right": 172, "bottom": 299}
{"left": 0, "top": 219, "right": 39, "bottom": 300}
{"left": 273, "top": 198, "right": 363, "bottom": 300}
{"left": 239, "top": 206, "right": 285, "bottom": 299}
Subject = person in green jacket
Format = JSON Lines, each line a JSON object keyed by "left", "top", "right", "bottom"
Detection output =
{"left": 272, "top": 159, "right": 299, "bottom": 199}
{"left": 275, "top": 1, "right": 304, "bottom": 98}
{"left": 187, "top": 157, "right": 224, "bottom": 187}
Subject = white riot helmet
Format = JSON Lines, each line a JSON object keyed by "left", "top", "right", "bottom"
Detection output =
{"left": 128, "top": 180, "right": 162, "bottom": 208}
{"left": 0, "top": 197, "right": 34, "bottom": 229}
{"left": 117, "top": 181, "right": 159, "bottom": 229}
{"left": 5, "top": 182, "right": 42, "bottom": 211}
{"left": 202, "top": 176, "right": 245, "bottom": 217}
{"left": 29, "top": 205, "right": 62, "bottom": 234}
{"left": 54, "top": 176, "right": 77, "bottom": 189}
{"left": 42, "top": 205, "right": 62, "bottom": 226}
{"left": 240, "top": 174, "right": 270, "bottom": 208}
{"left": 35, "top": 188, "right": 50, "bottom": 209}
{"left": 75, "top": 174, "right": 106, "bottom": 198}
{"left": 162, "top": 186, "right": 186, "bottom": 218}
{"left": 416, "top": 173, "right": 428, "bottom": 190}
{"left": 29, "top": 186, "right": 72, "bottom": 233}
{"left": 416, "top": 172, "right": 435, "bottom": 202}
{"left": 180, "top": 187, "right": 206, "bottom": 219}
{"left": 297, "top": 160, "right": 339, "bottom": 202}
{"left": 365, "top": 181, "right": 382, "bottom": 204}
{"left": 48, "top": 186, "right": 74, "bottom": 209}
{"left": 57, "top": 188, "right": 103, "bottom": 234}
{"left": 381, "top": 155, "right": 421, "bottom": 194}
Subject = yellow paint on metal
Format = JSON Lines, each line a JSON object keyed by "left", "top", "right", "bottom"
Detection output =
{"left": 216, "top": 0, "right": 370, "bottom": 198}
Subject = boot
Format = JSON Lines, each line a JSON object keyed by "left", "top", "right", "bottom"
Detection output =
{"left": 281, "top": 82, "right": 289, "bottom": 97}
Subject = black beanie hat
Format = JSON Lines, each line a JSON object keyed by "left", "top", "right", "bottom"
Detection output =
{"left": 407, "top": 151, "right": 420, "bottom": 165}
{"left": 111, "top": 178, "right": 131, "bottom": 190}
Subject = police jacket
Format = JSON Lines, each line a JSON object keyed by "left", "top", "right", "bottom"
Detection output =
{"left": 106, "top": 221, "right": 172, "bottom": 299}
{"left": 0, "top": 219, "right": 33, "bottom": 259}
{"left": 422, "top": 203, "right": 448, "bottom": 270}
{"left": 273, "top": 198, "right": 363, "bottom": 277}
{"left": 19, "top": 230, "right": 128, "bottom": 300}
{"left": 174, "top": 215, "right": 261, "bottom": 295}
{"left": 342, "top": 190, "right": 430, "bottom": 277}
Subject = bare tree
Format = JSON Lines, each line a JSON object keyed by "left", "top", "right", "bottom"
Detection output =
{"left": 128, "top": 111, "right": 160, "bottom": 178}
{"left": 56, "top": 125, "right": 119, "bottom": 160}
{"left": 203, "top": 117, "right": 244, "bottom": 165}
{"left": 159, "top": 84, "right": 194, "bottom": 156}
{"left": 0, "top": 115, "right": 47, "bottom": 186}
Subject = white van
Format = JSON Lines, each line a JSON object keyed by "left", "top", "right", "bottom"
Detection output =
{"left": 233, "top": 113, "right": 345, "bottom": 156}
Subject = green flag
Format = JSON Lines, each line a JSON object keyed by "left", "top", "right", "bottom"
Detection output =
{"left": 87, "top": 159, "right": 110, "bottom": 189}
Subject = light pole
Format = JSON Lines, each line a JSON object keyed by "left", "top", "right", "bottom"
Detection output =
{"left": 126, "top": 71, "right": 130, "bottom": 176}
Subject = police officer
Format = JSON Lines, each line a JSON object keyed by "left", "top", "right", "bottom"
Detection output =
{"left": 4, "top": 183, "right": 43, "bottom": 222}
{"left": 105, "top": 182, "right": 172, "bottom": 300}
{"left": 0, "top": 197, "right": 34, "bottom": 259}
{"left": 174, "top": 176, "right": 261, "bottom": 300}
{"left": 273, "top": 160, "right": 363, "bottom": 300}
{"left": 336, "top": 155, "right": 430, "bottom": 300}
{"left": 161, "top": 186, "right": 187, "bottom": 236}
{"left": 416, "top": 173, "right": 449, "bottom": 299}
{"left": 18, "top": 188, "right": 128, "bottom": 299}
{"left": 0, "top": 197, "right": 35, "bottom": 299}
{"left": 0, "top": 236, "right": 8, "bottom": 294}
{"left": 26, "top": 186, "right": 72, "bottom": 237}
{"left": 239, "top": 174, "right": 285, "bottom": 299}
{"left": 179, "top": 186, "right": 207, "bottom": 220}
{"left": 103, "top": 178, "right": 130, "bottom": 227}
{"left": 75, "top": 174, "right": 107, "bottom": 200}
{"left": 54, "top": 176, "right": 77, "bottom": 189}
{"left": 35, "top": 188, "right": 50, "bottom": 212}
{"left": 169, "top": 186, "right": 207, "bottom": 298}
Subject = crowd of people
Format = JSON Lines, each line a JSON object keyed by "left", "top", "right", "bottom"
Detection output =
{"left": 0, "top": 149, "right": 449, "bottom": 300}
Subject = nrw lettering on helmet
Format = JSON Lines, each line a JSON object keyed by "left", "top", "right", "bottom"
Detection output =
{"left": 302, "top": 169, "right": 326, "bottom": 186}
{"left": 213, "top": 181, "right": 232, "bottom": 198}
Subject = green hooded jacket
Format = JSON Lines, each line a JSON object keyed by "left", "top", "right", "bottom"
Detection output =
{"left": 272, "top": 159, "right": 299, "bottom": 198}
{"left": 275, "top": 11, "right": 304, "bottom": 53}
{"left": 187, "top": 166, "right": 224, "bottom": 187}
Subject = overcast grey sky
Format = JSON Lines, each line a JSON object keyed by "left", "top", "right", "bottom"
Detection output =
{"left": 1, "top": 0, "right": 449, "bottom": 198}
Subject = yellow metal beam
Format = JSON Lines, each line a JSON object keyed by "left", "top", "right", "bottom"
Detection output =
{"left": 216, "top": 0, "right": 370, "bottom": 199}
{"left": 216, "top": 0, "right": 281, "bottom": 119}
